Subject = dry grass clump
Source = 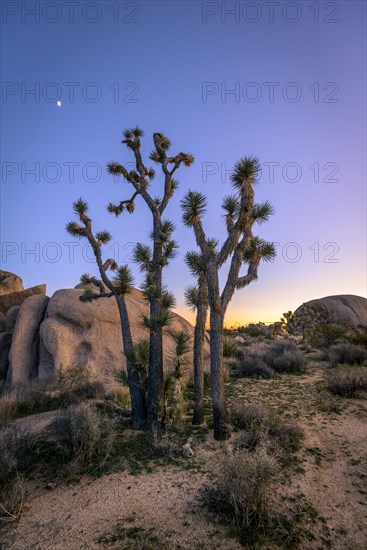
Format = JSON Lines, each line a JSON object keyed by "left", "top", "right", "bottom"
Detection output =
{"left": 327, "top": 343, "right": 367, "bottom": 367}
{"left": 0, "top": 394, "right": 18, "bottom": 429}
{"left": 53, "top": 403, "right": 117, "bottom": 474}
{"left": 0, "top": 426, "right": 31, "bottom": 523}
{"left": 206, "top": 447, "right": 278, "bottom": 533}
{"left": 230, "top": 402, "right": 304, "bottom": 455}
{"left": 326, "top": 366, "right": 367, "bottom": 397}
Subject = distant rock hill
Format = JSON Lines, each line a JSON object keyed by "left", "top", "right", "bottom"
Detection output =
{"left": 294, "top": 295, "right": 367, "bottom": 329}
{"left": 0, "top": 270, "right": 207, "bottom": 388}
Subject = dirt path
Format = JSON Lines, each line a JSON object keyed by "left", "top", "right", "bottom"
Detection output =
{"left": 1, "top": 465, "right": 243, "bottom": 550}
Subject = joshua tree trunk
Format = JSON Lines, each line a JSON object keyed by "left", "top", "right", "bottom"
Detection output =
{"left": 207, "top": 265, "right": 230, "bottom": 440}
{"left": 146, "top": 213, "right": 165, "bottom": 428}
{"left": 181, "top": 157, "right": 275, "bottom": 440}
{"left": 116, "top": 296, "right": 146, "bottom": 429}
{"left": 192, "top": 280, "right": 208, "bottom": 425}
{"left": 67, "top": 198, "right": 147, "bottom": 430}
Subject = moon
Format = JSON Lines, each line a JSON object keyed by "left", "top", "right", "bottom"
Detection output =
{"left": 57, "top": 101, "right": 62, "bottom": 107}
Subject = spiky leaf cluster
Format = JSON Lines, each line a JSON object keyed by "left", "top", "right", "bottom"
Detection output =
{"left": 231, "top": 156, "right": 261, "bottom": 188}
{"left": 95, "top": 230, "right": 112, "bottom": 245}
{"left": 181, "top": 191, "right": 207, "bottom": 227}
{"left": 113, "top": 265, "right": 134, "bottom": 295}
{"left": 66, "top": 221, "right": 86, "bottom": 238}
{"left": 184, "top": 284, "right": 199, "bottom": 310}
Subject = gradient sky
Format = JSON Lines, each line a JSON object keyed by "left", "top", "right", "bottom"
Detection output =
{"left": 1, "top": 0, "right": 366, "bottom": 327}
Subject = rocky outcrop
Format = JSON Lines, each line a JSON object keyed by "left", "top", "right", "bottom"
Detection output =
{"left": 7, "top": 295, "right": 50, "bottom": 385}
{"left": 5, "top": 306, "right": 20, "bottom": 332}
{"left": 38, "top": 288, "right": 207, "bottom": 385}
{"left": 0, "top": 270, "right": 24, "bottom": 296}
{"left": 294, "top": 295, "right": 367, "bottom": 329}
{"left": 0, "top": 312, "right": 5, "bottom": 333}
{"left": 269, "top": 321, "right": 288, "bottom": 337}
{"left": 0, "top": 285, "right": 47, "bottom": 317}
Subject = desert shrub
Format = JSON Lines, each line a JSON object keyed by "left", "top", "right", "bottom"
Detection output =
{"left": 53, "top": 403, "right": 116, "bottom": 474}
{"left": 106, "top": 384, "right": 131, "bottom": 409}
{"left": 327, "top": 343, "right": 367, "bottom": 367}
{"left": 223, "top": 335, "right": 238, "bottom": 358}
{"left": 0, "top": 474, "right": 24, "bottom": 523}
{"left": 231, "top": 403, "right": 304, "bottom": 456}
{"left": 351, "top": 328, "right": 367, "bottom": 349}
{"left": 207, "top": 448, "right": 278, "bottom": 530}
{"left": 238, "top": 356, "right": 275, "bottom": 379}
{"left": 313, "top": 322, "right": 347, "bottom": 347}
{"left": 55, "top": 365, "right": 91, "bottom": 392}
{"left": 326, "top": 367, "right": 367, "bottom": 397}
{"left": 231, "top": 402, "right": 271, "bottom": 432}
{"left": 0, "top": 394, "right": 18, "bottom": 429}
{"left": 0, "top": 426, "right": 31, "bottom": 485}
{"left": 271, "top": 351, "right": 306, "bottom": 374}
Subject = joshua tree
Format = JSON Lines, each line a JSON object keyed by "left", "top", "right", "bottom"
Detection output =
{"left": 107, "top": 128, "right": 194, "bottom": 429}
{"left": 181, "top": 157, "right": 275, "bottom": 440}
{"left": 66, "top": 198, "right": 146, "bottom": 429}
{"left": 164, "top": 330, "right": 192, "bottom": 426}
{"left": 184, "top": 242, "right": 217, "bottom": 425}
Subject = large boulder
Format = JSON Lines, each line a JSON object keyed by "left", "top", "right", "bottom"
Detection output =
{"left": 0, "top": 285, "right": 46, "bottom": 317}
{"left": 5, "top": 306, "right": 20, "bottom": 332}
{"left": 0, "top": 270, "right": 24, "bottom": 296}
{"left": 7, "top": 295, "right": 50, "bottom": 385}
{"left": 0, "top": 312, "right": 6, "bottom": 333}
{"left": 294, "top": 295, "right": 367, "bottom": 329}
{"left": 39, "top": 288, "right": 206, "bottom": 385}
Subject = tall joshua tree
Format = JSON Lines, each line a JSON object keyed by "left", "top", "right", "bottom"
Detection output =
{"left": 184, "top": 240, "right": 217, "bottom": 425}
{"left": 181, "top": 157, "right": 276, "bottom": 440}
{"left": 107, "top": 128, "right": 194, "bottom": 429}
{"left": 66, "top": 198, "right": 146, "bottom": 429}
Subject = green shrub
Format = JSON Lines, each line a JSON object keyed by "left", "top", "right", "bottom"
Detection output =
{"left": 351, "top": 328, "right": 367, "bottom": 349}
{"left": 327, "top": 343, "right": 367, "bottom": 367}
{"left": 223, "top": 335, "right": 238, "bottom": 358}
{"left": 326, "top": 367, "right": 367, "bottom": 397}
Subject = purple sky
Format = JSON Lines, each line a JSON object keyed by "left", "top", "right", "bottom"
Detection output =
{"left": 1, "top": 0, "right": 366, "bottom": 326}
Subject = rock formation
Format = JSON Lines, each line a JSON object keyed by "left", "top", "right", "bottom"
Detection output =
{"left": 294, "top": 295, "right": 367, "bottom": 329}
{"left": 0, "top": 271, "right": 208, "bottom": 388}
{"left": 8, "top": 295, "right": 50, "bottom": 385}
{"left": 38, "top": 288, "right": 203, "bottom": 386}
{"left": 0, "top": 270, "right": 24, "bottom": 295}
{"left": 0, "top": 285, "right": 47, "bottom": 317}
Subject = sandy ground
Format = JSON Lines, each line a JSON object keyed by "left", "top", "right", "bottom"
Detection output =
{"left": 1, "top": 359, "right": 366, "bottom": 550}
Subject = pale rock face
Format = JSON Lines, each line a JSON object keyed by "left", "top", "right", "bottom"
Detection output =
{"left": 294, "top": 295, "right": 367, "bottom": 329}
{"left": 7, "top": 295, "right": 50, "bottom": 385}
{"left": 0, "top": 270, "right": 24, "bottom": 296}
{"left": 39, "top": 288, "right": 204, "bottom": 386}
